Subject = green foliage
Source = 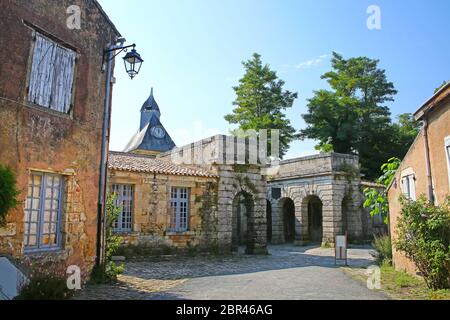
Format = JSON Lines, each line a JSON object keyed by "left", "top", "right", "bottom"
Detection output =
{"left": 371, "top": 235, "right": 392, "bottom": 266}
{"left": 299, "top": 52, "right": 419, "bottom": 180}
{"left": 15, "top": 262, "right": 73, "bottom": 300}
{"left": 225, "top": 53, "right": 297, "bottom": 158}
{"left": 0, "top": 165, "right": 20, "bottom": 227}
{"left": 363, "top": 157, "right": 401, "bottom": 224}
{"left": 434, "top": 80, "right": 448, "bottom": 93}
{"left": 394, "top": 196, "right": 450, "bottom": 290}
{"left": 90, "top": 195, "right": 124, "bottom": 284}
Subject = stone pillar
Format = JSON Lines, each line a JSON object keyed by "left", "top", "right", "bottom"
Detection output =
{"left": 246, "top": 198, "right": 268, "bottom": 255}
{"left": 294, "top": 200, "right": 308, "bottom": 246}
{"left": 270, "top": 199, "right": 284, "bottom": 244}
{"left": 321, "top": 189, "right": 343, "bottom": 246}
{"left": 346, "top": 187, "right": 363, "bottom": 241}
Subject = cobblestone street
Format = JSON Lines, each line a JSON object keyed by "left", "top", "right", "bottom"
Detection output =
{"left": 74, "top": 245, "right": 387, "bottom": 300}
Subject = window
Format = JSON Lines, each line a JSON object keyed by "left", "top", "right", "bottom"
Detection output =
{"left": 111, "top": 184, "right": 134, "bottom": 232}
{"left": 401, "top": 174, "right": 416, "bottom": 200}
{"left": 24, "top": 172, "right": 63, "bottom": 251}
{"left": 169, "top": 187, "right": 189, "bottom": 232}
{"left": 445, "top": 136, "right": 450, "bottom": 188}
{"left": 28, "top": 32, "right": 76, "bottom": 113}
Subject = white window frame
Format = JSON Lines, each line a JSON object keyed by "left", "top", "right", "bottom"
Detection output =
{"left": 401, "top": 174, "right": 416, "bottom": 201}
{"left": 23, "top": 172, "right": 64, "bottom": 252}
{"left": 111, "top": 184, "right": 134, "bottom": 233}
{"left": 27, "top": 31, "right": 76, "bottom": 114}
{"left": 445, "top": 136, "right": 450, "bottom": 190}
{"left": 169, "top": 187, "right": 189, "bottom": 232}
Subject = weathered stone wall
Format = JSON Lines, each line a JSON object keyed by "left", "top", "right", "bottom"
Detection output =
{"left": 0, "top": 0, "right": 119, "bottom": 278}
{"left": 159, "top": 135, "right": 269, "bottom": 254}
{"left": 108, "top": 170, "right": 219, "bottom": 251}
{"left": 267, "top": 153, "right": 374, "bottom": 246}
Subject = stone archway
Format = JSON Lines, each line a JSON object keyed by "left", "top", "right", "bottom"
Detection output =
{"left": 281, "top": 198, "right": 295, "bottom": 243}
{"left": 266, "top": 200, "right": 272, "bottom": 244}
{"left": 305, "top": 196, "right": 323, "bottom": 243}
{"left": 231, "top": 191, "right": 254, "bottom": 251}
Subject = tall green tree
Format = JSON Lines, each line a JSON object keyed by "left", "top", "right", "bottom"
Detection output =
{"left": 225, "top": 53, "right": 297, "bottom": 158}
{"left": 299, "top": 52, "right": 418, "bottom": 179}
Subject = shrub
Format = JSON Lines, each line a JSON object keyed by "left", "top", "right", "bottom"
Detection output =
{"left": 394, "top": 196, "right": 450, "bottom": 290}
{"left": 0, "top": 165, "right": 20, "bottom": 227}
{"left": 15, "top": 262, "right": 73, "bottom": 300}
{"left": 90, "top": 195, "right": 124, "bottom": 284}
{"left": 372, "top": 235, "right": 392, "bottom": 266}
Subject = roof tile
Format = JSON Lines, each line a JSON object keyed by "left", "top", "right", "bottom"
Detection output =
{"left": 108, "top": 152, "right": 218, "bottom": 178}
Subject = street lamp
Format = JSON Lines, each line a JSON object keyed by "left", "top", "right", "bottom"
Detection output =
{"left": 96, "top": 38, "right": 144, "bottom": 267}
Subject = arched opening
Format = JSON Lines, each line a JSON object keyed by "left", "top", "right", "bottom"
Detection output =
{"left": 282, "top": 198, "right": 296, "bottom": 243}
{"left": 307, "top": 196, "right": 323, "bottom": 243}
{"left": 266, "top": 200, "right": 272, "bottom": 243}
{"left": 232, "top": 191, "right": 254, "bottom": 251}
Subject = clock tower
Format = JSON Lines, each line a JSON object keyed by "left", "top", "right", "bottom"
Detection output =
{"left": 123, "top": 88, "right": 176, "bottom": 156}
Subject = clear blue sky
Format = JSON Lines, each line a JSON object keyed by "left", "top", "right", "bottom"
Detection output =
{"left": 99, "top": 0, "right": 450, "bottom": 159}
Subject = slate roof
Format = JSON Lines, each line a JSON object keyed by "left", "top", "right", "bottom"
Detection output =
{"left": 140, "top": 88, "right": 160, "bottom": 112}
{"left": 108, "top": 151, "right": 218, "bottom": 178}
{"left": 124, "top": 88, "right": 176, "bottom": 153}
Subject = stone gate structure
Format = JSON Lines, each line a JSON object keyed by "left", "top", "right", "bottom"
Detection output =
{"left": 267, "top": 153, "right": 381, "bottom": 246}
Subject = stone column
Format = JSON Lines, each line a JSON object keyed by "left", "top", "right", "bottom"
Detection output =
{"left": 321, "top": 189, "right": 344, "bottom": 246}
{"left": 270, "top": 199, "right": 284, "bottom": 244}
{"left": 294, "top": 199, "right": 308, "bottom": 246}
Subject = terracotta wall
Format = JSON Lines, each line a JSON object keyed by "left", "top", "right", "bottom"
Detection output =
{"left": 388, "top": 99, "right": 450, "bottom": 275}
{"left": 0, "top": 0, "right": 119, "bottom": 278}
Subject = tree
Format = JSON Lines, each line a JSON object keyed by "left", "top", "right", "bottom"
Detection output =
{"left": 434, "top": 80, "right": 448, "bottom": 93}
{"left": 300, "top": 52, "right": 404, "bottom": 179}
{"left": 363, "top": 157, "right": 401, "bottom": 224}
{"left": 0, "top": 165, "right": 20, "bottom": 227}
{"left": 225, "top": 53, "right": 297, "bottom": 158}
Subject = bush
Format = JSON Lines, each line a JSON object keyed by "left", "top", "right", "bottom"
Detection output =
{"left": 0, "top": 165, "right": 20, "bottom": 227}
{"left": 15, "top": 262, "right": 73, "bottom": 300}
{"left": 372, "top": 235, "right": 392, "bottom": 266}
{"left": 394, "top": 196, "right": 450, "bottom": 290}
{"left": 90, "top": 195, "right": 124, "bottom": 284}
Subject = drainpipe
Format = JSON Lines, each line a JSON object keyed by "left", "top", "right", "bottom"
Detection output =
{"left": 422, "top": 116, "right": 434, "bottom": 204}
{"left": 96, "top": 46, "right": 113, "bottom": 267}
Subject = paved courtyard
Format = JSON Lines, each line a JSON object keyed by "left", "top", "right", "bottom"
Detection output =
{"left": 75, "top": 245, "right": 387, "bottom": 300}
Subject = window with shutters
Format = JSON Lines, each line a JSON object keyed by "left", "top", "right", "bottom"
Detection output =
{"left": 27, "top": 32, "right": 76, "bottom": 113}
{"left": 169, "top": 187, "right": 189, "bottom": 232}
{"left": 23, "top": 172, "right": 64, "bottom": 252}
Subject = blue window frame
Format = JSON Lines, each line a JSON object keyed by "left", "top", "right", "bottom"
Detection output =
{"left": 24, "top": 172, "right": 63, "bottom": 252}
{"left": 111, "top": 184, "right": 134, "bottom": 233}
{"left": 169, "top": 187, "right": 189, "bottom": 232}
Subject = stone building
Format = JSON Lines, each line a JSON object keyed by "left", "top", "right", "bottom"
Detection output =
{"left": 387, "top": 82, "right": 450, "bottom": 276}
{"left": 109, "top": 89, "right": 383, "bottom": 254}
{"left": 266, "top": 153, "right": 382, "bottom": 246}
{"left": 108, "top": 151, "right": 219, "bottom": 250}
{"left": 0, "top": 0, "right": 120, "bottom": 286}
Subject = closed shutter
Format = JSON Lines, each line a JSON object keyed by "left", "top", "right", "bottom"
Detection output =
{"left": 28, "top": 33, "right": 76, "bottom": 113}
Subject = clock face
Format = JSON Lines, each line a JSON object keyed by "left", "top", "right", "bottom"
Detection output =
{"left": 151, "top": 125, "right": 166, "bottom": 139}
